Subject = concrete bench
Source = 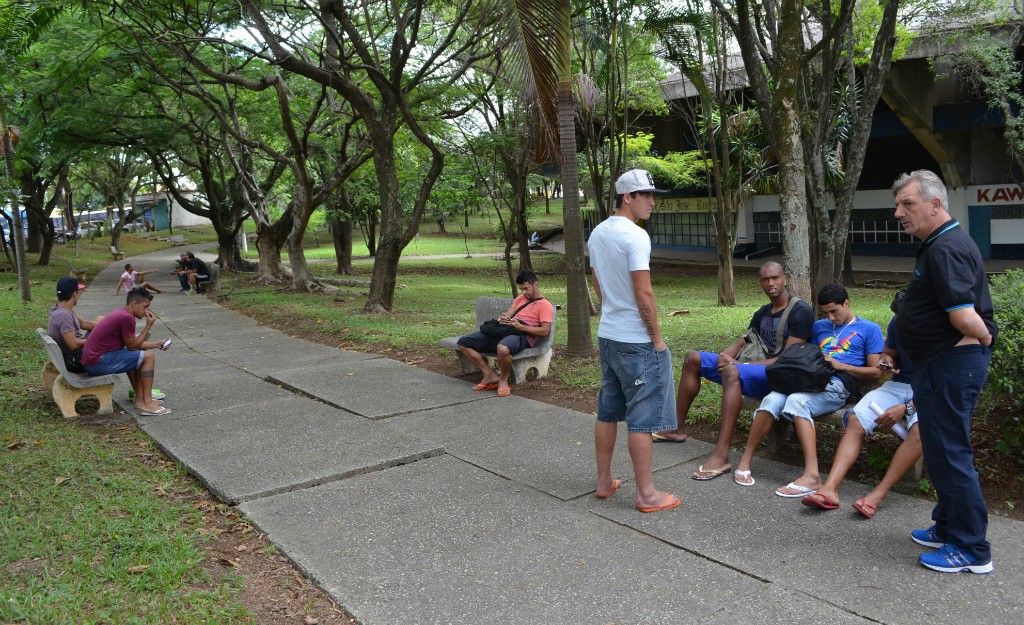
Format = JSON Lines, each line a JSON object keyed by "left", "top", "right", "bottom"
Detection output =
{"left": 439, "top": 296, "right": 556, "bottom": 384}
{"left": 195, "top": 262, "right": 220, "bottom": 294}
{"left": 110, "top": 245, "right": 124, "bottom": 260}
{"left": 168, "top": 234, "right": 187, "bottom": 244}
{"left": 66, "top": 260, "right": 88, "bottom": 281}
{"left": 36, "top": 328, "right": 122, "bottom": 418}
{"left": 743, "top": 394, "right": 923, "bottom": 484}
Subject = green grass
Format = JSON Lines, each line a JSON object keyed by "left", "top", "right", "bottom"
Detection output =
{"left": 1, "top": 236, "right": 255, "bottom": 624}
{"left": 220, "top": 246, "right": 898, "bottom": 425}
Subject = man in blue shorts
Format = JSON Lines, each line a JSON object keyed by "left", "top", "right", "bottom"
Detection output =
{"left": 894, "top": 169, "right": 997, "bottom": 574}
{"left": 82, "top": 287, "right": 171, "bottom": 416}
{"left": 653, "top": 261, "right": 813, "bottom": 482}
{"left": 588, "top": 169, "right": 679, "bottom": 513}
{"left": 734, "top": 282, "right": 883, "bottom": 497}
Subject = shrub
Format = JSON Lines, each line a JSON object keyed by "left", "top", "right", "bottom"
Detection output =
{"left": 989, "top": 268, "right": 1024, "bottom": 459}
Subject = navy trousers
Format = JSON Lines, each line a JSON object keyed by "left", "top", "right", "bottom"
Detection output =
{"left": 912, "top": 344, "right": 991, "bottom": 562}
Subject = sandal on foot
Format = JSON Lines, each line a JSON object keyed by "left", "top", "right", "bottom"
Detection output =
{"left": 636, "top": 493, "right": 681, "bottom": 513}
{"left": 852, "top": 498, "right": 878, "bottom": 519}
{"left": 594, "top": 479, "right": 621, "bottom": 499}
{"left": 473, "top": 382, "right": 499, "bottom": 391}
{"left": 692, "top": 465, "right": 732, "bottom": 481}
{"left": 496, "top": 387, "right": 511, "bottom": 397}
{"left": 775, "top": 482, "right": 818, "bottom": 498}
{"left": 801, "top": 493, "right": 840, "bottom": 510}
{"left": 734, "top": 470, "right": 755, "bottom": 487}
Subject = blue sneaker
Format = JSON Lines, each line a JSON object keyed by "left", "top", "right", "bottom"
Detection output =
{"left": 919, "top": 544, "right": 993, "bottom": 574}
{"left": 911, "top": 525, "right": 944, "bottom": 548}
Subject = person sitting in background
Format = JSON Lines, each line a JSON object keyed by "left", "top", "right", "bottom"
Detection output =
{"left": 180, "top": 252, "right": 210, "bottom": 294}
{"left": 801, "top": 289, "right": 922, "bottom": 517}
{"left": 456, "top": 270, "right": 554, "bottom": 398}
{"left": 115, "top": 263, "right": 163, "bottom": 295}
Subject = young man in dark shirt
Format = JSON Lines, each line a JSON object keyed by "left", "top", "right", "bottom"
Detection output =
{"left": 654, "top": 262, "right": 814, "bottom": 482}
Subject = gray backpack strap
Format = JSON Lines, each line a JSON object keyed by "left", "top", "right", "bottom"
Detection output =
{"left": 770, "top": 296, "right": 801, "bottom": 357}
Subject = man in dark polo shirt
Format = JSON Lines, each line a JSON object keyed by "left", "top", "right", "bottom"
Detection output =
{"left": 893, "top": 169, "right": 998, "bottom": 574}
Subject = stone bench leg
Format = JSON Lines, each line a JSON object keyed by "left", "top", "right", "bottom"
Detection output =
{"left": 48, "top": 374, "right": 115, "bottom": 418}
{"left": 507, "top": 351, "right": 553, "bottom": 385}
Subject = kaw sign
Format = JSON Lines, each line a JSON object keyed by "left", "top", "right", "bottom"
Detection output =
{"left": 976, "top": 186, "right": 1024, "bottom": 203}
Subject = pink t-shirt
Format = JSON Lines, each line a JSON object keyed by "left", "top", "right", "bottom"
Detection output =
{"left": 81, "top": 307, "right": 138, "bottom": 366}
{"left": 121, "top": 271, "right": 138, "bottom": 290}
{"left": 509, "top": 295, "right": 555, "bottom": 347}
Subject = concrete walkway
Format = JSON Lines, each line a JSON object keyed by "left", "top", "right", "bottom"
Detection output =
{"left": 73, "top": 246, "right": 1024, "bottom": 625}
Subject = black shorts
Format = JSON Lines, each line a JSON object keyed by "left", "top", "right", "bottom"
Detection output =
{"left": 456, "top": 331, "right": 529, "bottom": 354}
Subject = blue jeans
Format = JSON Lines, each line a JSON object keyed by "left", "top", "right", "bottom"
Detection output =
{"left": 597, "top": 338, "right": 676, "bottom": 433}
{"left": 757, "top": 377, "right": 849, "bottom": 423}
{"left": 913, "top": 344, "right": 991, "bottom": 562}
{"left": 84, "top": 348, "right": 143, "bottom": 375}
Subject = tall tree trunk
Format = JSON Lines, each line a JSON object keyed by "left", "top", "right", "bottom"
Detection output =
{"left": 365, "top": 139, "right": 402, "bottom": 312}
{"left": 2, "top": 115, "right": 30, "bottom": 303}
{"left": 559, "top": 87, "right": 593, "bottom": 356}
{"left": 770, "top": 0, "right": 812, "bottom": 302}
{"left": 330, "top": 211, "right": 355, "bottom": 275}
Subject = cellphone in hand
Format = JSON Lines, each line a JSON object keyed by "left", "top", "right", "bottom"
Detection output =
{"left": 160, "top": 338, "right": 173, "bottom": 349}
{"left": 878, "top": 361, "right": 893, "bottom": 369}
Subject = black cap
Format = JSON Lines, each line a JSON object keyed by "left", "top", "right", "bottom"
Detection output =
{"left": 57, "top": 276, "right": 80, "bottom": 297}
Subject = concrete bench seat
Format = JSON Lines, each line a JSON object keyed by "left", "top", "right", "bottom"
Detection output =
{"left": 439, "top": 295, "right": 556, "bottom": 385}
{"left": 195, "top": 262, "right": 220, "bottom": 294}
{"left": 66, "top": 260, "right": 88, "bottom": 281}
{"left": 110, "top": 245, "right": 124, "bottom": 260}
{"left": 36, "top": 328, "right": 121, "bottom": 418}
{"left": 743, "top": 393, "right": 923, "bottom": 484}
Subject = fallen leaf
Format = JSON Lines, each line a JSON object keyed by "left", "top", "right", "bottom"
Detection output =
{"left": 126, "top": 564, "right": 150, "bottom": 574}
{"left": 54, "top": 477, "right": 70, "bottom": 486}
{"left": 304, "top": 616, "right": 319, "bottom": 625}
{"left": 235, "top": 544, "right": 249, "bottom": 552}
{"left": 217, "top": 557, "right": 238, "bottom": 567}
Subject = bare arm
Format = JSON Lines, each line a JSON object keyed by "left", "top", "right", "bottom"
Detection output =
{"left": 631, "top": 270, "right": 665, "bottom": 350}
{"left": 948, "top": 307, "right": 993, "bottom": 345}
{"left": 591, "top": 269, "right": 602, "bottom": 307}
{"left": 114, "top": 277, "right": 125, "bottom": 295}
{"left": 828, "top": 352, "right": 882, "bottom": 382}
{"left": 61, "top": 330, "right": 86, "bottom": 352}
{"left": 77, "top": 314, "right": 101, "bottom": 331}
{"left": 124, "top": 311, "right": 158, "bottom": 350}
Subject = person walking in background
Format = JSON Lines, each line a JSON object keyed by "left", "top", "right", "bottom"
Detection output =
{"left": 893, "top": 169, "right": 997, "bottom": 574}
{"left": 588, "top": 169, "right": 679, "bottom": 513}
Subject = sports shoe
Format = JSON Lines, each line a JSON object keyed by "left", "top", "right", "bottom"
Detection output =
{"left": 911, "top": 525, "right": 944, "bottom": 548}
{"left": 919, "top": 544, "right": 993, "bottom": 574}
{"left": 129, "top": 388, "right": 166, "bottom": 401}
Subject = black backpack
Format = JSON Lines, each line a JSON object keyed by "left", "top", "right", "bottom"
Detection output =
{"left": 765, "top": 342, "right": 835, "bottom": 395}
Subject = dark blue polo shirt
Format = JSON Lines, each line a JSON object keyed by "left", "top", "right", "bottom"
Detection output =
{"left": 896, "top": 219, "right": 997, "bottom": 367}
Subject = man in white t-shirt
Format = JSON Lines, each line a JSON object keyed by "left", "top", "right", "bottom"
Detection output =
{"left": 587, "top": 169, "right": 680, "bottom": 513}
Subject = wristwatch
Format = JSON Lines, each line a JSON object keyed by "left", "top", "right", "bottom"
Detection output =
{"left": 905, "top": 402, "right": 916, "bottom": 418}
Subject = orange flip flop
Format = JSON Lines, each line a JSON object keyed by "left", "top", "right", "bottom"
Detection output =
{"left": 594, "top": 479, "right": 621, "bottom": 499}
{"left": 473, "top": 382, "right": 499, "bottom": 391}
{"left": 496, "top": 387, "right": 511, "bottom": 397}
{"left": 636, "top": 493, "right": 681, "bottom": 513}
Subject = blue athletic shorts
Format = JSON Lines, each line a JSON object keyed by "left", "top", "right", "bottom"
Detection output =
{"left": 597, "top": 337, "right": 677, "bottom": 433}
{"left": 84, "top": 348, "right": 143, "bottom": 376}
{"left": 698, "top": 351, "right": 771, "bottom": 399}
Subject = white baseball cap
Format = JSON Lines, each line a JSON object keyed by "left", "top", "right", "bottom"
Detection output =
{"left": 615, "top": 169, "right": 666, "bottom": 195}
